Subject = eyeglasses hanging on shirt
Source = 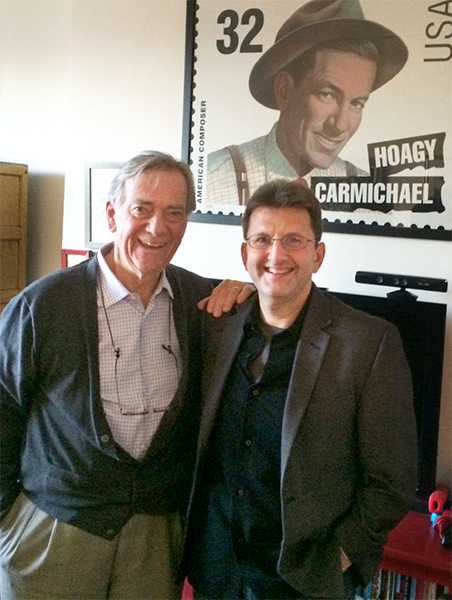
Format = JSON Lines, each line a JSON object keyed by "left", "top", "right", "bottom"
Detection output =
{"left": 99, "top": 283, "right": 179, "bottom": 415}
{"left": 157, "top": 315, "right": 180, "bottom": 412}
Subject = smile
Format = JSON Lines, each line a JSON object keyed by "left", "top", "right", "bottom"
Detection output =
{"left": 139, "top": 238, "right": 166, "bottom": 249}
{"left": 265, "top": 267, "right": 294, "bottom": 275}
{"left": 314, "top": 132, "right": 346, "bottom": 149}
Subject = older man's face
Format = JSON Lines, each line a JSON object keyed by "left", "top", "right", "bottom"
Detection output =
{"left": 276, "top": 49, "right": 377, "bottom": 174}
{"left": 106, "top": 169, "right": 188, "bottom": 292}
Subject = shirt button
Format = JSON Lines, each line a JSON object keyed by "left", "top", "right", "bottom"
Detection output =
{"left": 106, "top": 528, "right": 115, "bottom": 537}
{"left": 237, "top": 488, "right": 245, "bottom": 497}
{"left": 245, "top": 439, "right": 252, "bottom": 447}
{"left": 101, "top": 434, "right": 110, "bottom": 443}
{"left": 252, "top": 389, "right": 259, "bottom": 396}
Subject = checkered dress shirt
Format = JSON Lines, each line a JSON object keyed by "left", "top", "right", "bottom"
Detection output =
{"left": 205, "top": 123, "right": 367, "bottom": 205}
{"left": 97, "top": 244, "right": 181, "bottom": 460}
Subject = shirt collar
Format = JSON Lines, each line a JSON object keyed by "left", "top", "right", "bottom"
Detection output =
{"left": 265, "top": 123, "right": 346, "bottom": 184}
{"left": 265, "top": 123, "right": 298, "bottom": 181}
{"left": 244, "top": 289, "right": 312, "bottom": 341}
{"left": 97, "top": 242, "right": 174, "bottom": 308}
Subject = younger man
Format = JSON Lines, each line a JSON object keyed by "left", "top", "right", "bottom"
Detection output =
{"left": 186, "top": 179, "right": 417, "bottom": 599}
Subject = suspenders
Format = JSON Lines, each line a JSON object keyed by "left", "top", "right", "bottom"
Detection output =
{"left": 226, "top": 145, "right": 250, "bottom": 205}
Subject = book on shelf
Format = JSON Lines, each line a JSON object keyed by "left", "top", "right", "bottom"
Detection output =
{"left": 358, "top": 569, "right": 450, "bottom": 600}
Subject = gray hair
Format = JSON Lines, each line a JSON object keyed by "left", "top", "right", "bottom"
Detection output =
{"left": 107, "top": 151, "right": 195, "bottom": 213}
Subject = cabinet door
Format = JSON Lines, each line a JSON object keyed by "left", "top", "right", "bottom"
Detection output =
{"left": 0, "top": 162, "right": 28, "bottom": 313}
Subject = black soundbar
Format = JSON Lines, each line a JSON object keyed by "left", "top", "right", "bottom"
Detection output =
{"left": 355, "top": 271, "right": 448, "bottom": 293}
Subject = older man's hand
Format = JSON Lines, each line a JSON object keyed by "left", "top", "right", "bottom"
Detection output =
{"left": 198, "top": 279, "right": 255, "bottom": 317}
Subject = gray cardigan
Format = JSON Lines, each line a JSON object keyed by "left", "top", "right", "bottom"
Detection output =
{"left": 0, "top": 257, "right": 212, "bottom": 539}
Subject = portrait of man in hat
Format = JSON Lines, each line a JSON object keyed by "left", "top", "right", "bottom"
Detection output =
{"left": 205, "top": 0, "right": 408, "bottom": 206}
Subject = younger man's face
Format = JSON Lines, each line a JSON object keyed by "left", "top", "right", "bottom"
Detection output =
{"left": 241, "top": 206, "right": 325, "bottom": 309}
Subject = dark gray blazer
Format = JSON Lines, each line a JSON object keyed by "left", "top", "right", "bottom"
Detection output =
{"left": 0, "top": 257, "right": 213, "bottom": 539}
{"left": 188, "top": 285, "right": 418, "bottom": 598}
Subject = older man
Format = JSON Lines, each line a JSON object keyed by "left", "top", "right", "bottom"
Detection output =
{"left": 185, "top": 179, "right": 417, "bottom": 599}
{"left": 206, "top": 0, "right": 408, "bottom": 205}
{"left": 0, "top": 151, "right": 251, "bottom": 600}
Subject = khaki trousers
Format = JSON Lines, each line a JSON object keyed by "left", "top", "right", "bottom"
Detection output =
{"left": 0, "top": 493, "right": 183, "bottom": 600}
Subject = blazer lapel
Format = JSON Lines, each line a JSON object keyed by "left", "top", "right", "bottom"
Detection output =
{"left": 197, "top": 298, "right": 256, "bottom": 454}
{"left": 281, "top": 286, "right": 332, "bottom": 480}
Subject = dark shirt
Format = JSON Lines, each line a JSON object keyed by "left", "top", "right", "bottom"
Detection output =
{"left": 190, "top": 300, "right": 309, "bottom": 599}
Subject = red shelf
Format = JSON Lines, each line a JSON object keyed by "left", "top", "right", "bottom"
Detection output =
{"left": 380, "top": 511, "right": 452, "bottom": 587}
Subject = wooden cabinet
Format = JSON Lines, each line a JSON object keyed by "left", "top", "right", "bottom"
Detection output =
{"left": 0, "top": 162, "right": 28, "bottom": 314}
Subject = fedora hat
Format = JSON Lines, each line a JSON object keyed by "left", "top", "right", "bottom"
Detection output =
{"left": 249, "top": 0, "right": 408, "bottom": 109}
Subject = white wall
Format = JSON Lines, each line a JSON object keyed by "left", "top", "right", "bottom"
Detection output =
{"left": 0, "top": 0, "right": 186, "bottom": 278}
{"left": 0, "top": 0, "right": 71, "bottom": 279}
{"left": 1, "top": 0, "right": 450, "bottom": 487}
